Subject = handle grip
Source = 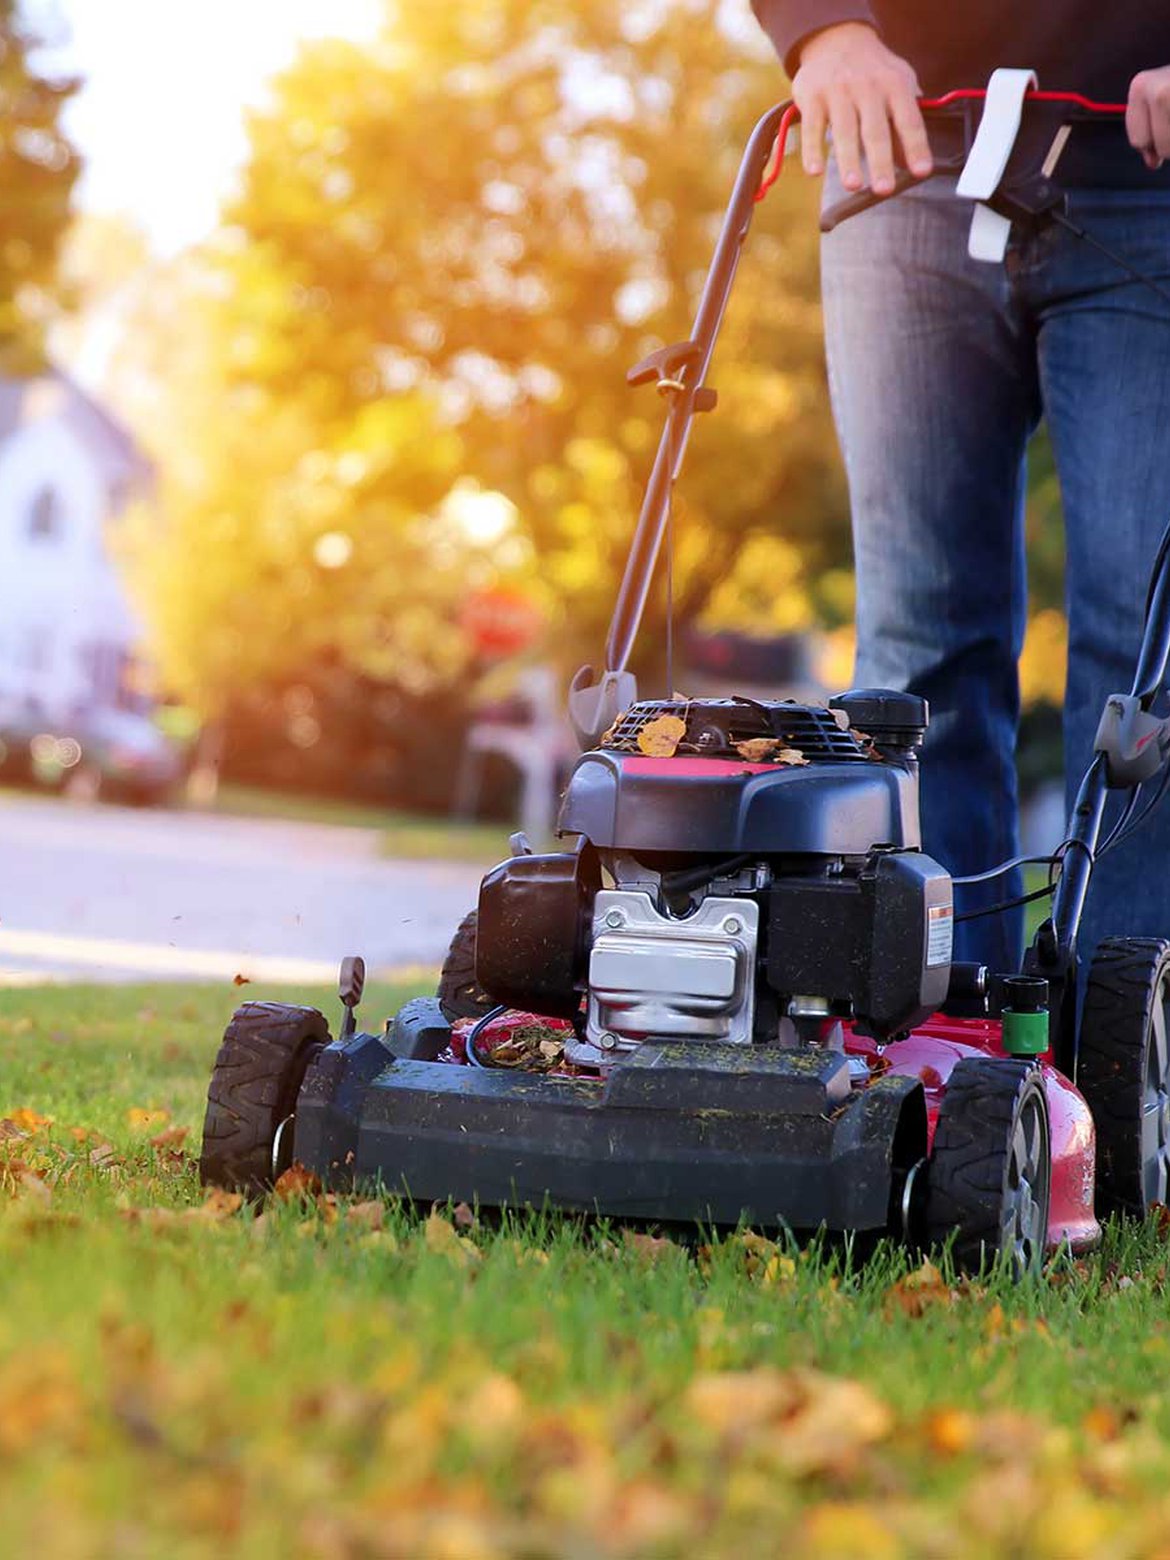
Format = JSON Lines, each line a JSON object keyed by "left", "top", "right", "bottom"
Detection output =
{"left": 820, "top": 154, "right": 968, "bottom": 234}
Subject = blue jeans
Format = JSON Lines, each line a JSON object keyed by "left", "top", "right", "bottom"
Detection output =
{"left": 820, "top": 170, "right": 1170, "bottom": 974}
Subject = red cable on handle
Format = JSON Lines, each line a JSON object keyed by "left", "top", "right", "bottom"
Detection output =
{"left": 753, "top": 88, "right": 1127, "bottom": 204}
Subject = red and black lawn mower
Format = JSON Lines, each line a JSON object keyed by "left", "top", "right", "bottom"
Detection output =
{"left": 200, "top": 82, "right": 1170, "bottom": 1274}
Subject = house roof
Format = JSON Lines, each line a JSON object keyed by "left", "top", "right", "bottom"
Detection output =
{"left": 0, "top": 367, "right": 152, "bottom": 488}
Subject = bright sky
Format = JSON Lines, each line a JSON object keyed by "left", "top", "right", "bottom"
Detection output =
{"left": 29, "top": 0, "right": 384, "bottom": 255}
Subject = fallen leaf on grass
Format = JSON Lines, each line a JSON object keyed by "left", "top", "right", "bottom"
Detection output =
{"left": 274, "top": 1164, "right": 322, "bottom": 1201}
{"left": 88, "top": 1144, "right": 121, "bottom": 1172}
{"left": 424, "top": 1210, "right": 481, "bottom": 1268}
{"left": 686, "top": 1366, "right": 893, "bottom": 1476}
{"left": 192, "top": 1188, "right": 243, "bottom": 1221}
{"left": 802, "top": 1502, "right": 901, "bottom": 1559}
{"left": 4, "top": 1109, "right": 51, "bottom": 1134}
{"left": 126, "top": 1108, "right": 170, "bottom": 1134}
{"left": 636, "top": 714, "right": 687, "bottom": 757}
{"left": 924, "top": 1407, "right": 975, "bottom": 1456}
{"left": 718, "top": 1229, "right": 798, "bottom": 1286}
{"left": 622, "top": 1230, "right": 679, "bottom": 1264}
{"left": 452, "top": 1201, "right": 476, "bottom": 1231}
{"left": 232, "top": 973, "right": 252, "bottom": 987}
{"left": 885, "top": 1260, "right": 954, "bottom": 1318}
{"left": 345, "top": 1199, "right": 385, "bottom": 1232}
{"left": 149, "top": 1125, "right": 188, "bottom": 1150}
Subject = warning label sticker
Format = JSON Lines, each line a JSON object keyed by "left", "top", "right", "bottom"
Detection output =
{"left": 927, "top": 904, "right": 954, "bottom": 967}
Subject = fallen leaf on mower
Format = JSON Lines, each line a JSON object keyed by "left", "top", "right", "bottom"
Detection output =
{"left": 274, "top": 1164, "right": 323, "bottom": 1201}
{"left": 480, "top": 1020, "right": 570, "bottom": 1072}
{"left": 735, "top": 738, "right": 782, "bottom": 762}
{"left": 777, "top": 747, "right": 810, "bottom": 766}
{"left": 636, "top": 714, "right": 687, "bottom": 757}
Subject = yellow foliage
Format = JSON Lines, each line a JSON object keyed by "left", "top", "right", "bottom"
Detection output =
{"left": 1020, "top": 607, "right": 1068, "bottom": 706}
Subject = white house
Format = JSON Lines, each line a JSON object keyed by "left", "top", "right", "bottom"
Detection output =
{"left": 0, "top": 369, "right": 150, "bottom": 724}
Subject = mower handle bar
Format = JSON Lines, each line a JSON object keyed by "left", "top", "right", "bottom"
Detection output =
{"left": 593, "top": 89, "right": 1129, "bottom": 702}
{"left": 598, "top": 100, "right": 791, "bottom": 682}
{"left": 819, "top": 90, "right": 1127, "bottom": 234}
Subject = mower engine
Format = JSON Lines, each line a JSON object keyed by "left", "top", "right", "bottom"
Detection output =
{"left": 476, "top": 689, "right": 955, "bottom": 1065}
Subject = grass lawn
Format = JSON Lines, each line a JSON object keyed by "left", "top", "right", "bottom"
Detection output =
{"left": 2, "top": 981, "right": 1170, "bottom": 1557}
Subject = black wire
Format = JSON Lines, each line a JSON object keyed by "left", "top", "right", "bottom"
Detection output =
{"left": 1053, "top": 210, "right": 1170, "bottom": 312}
{"left": 1095, "top": 787, "right": 1142, "bottom": 859}
{"left": 952, "top": 852, "right": 1058, "bottom": 887}
{"left": 1101, "top": 764, "right": 1170, "bottom": 857}
{"left": 953, "top": 883, "right": 1055, "bottom": 924}
{"left": 1143, "top": 520, "right": 1170, "bottom": 625}
{"left": 465, "top": 1004, "right": 507, "bottom": 1068}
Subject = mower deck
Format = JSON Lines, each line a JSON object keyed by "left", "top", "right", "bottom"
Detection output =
{"left": 292, "top": 1012, "right": 1100, "bottom": 1249}
{"left": 296, "top": 1033, "right": 924, "bottom": 1232}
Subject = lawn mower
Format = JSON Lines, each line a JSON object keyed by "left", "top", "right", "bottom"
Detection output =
{"left": 200, "top": 77, "right": 1170, "bottom": 1273}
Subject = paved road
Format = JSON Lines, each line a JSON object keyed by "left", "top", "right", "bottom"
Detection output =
{"left": 0, "top": 795, "right": 486, "bottom": 984}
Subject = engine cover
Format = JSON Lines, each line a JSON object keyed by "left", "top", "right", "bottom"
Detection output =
{"left": 585, "top": 890, "right": 759, "bottom": 1051}
{"left": 558, "top": 698, "right": 923, "bottom": 857}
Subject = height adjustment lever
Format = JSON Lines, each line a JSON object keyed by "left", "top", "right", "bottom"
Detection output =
{"left": 627, "top": 340, "right": 718, "bottom": 411}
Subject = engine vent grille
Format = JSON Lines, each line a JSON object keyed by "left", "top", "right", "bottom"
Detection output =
{"left": 602, "top": 698, "right": 869, "bottom": 761}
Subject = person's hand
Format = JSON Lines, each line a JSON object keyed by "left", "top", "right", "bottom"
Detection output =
{"left": 792, "top": 21, "right": 932, "bottom": 195}
{"left": 1127, "top": 67, "right": 1170, "bottom": 170}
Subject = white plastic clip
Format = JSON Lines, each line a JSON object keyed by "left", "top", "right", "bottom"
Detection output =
{"left": 956, "top": 68, "right": 1038, "bottom": 263}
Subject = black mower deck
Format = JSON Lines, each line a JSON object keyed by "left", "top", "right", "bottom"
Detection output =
{"left": 295, "top": 1033, "right": 927, "bottom": 1231}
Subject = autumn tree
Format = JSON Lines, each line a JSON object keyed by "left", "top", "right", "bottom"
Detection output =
{"left": 121, "top": 0, "right": 847, "bottom": 738}
{"left": 0, "top": 0, "right": 80, "bottom": 370}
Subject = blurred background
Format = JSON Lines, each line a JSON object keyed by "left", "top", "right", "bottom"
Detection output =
{"left": 0, "top": 0, "right": 1067, "bottom": 981}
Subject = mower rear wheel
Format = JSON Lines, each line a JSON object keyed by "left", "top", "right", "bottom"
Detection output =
{"left": 925, "top": 1058, "right": 1050, "bottom": 1276}
{"left": 437, "top": 909, "right": 494, "bottom": 1022}
{"left": 1077, "top": 937, "right": 1170, "bottom": 1218}
{"left": 199, "top": 1002, "right": 330, "bottom": 1193}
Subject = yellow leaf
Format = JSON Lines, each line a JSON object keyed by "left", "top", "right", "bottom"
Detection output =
{"left": 735, "top": 737, "right": 781, "bottom": 762}
{"left": 126, "top": 1108, "right": 170, "bottom": 1134}
{"left": 636, "top": 714, "right": 686, "bottom": 757}
{"left": 803, "top": 1502, "right": 901, "bottom": 1559}
{"left": 7, "top": 1109, "right": 51, "bottom": 1133}
{"left": 273, "top": 1164, "right": 322, "bottom": 1201}
{"left": 925, "top": 1406, "right": 975, "bottom": 1455}
{"left": 424, "top": 1210, "right": 481, "bottom": 1268}
{"left": 778, "top": 747, "right": 810, "bottom": 766}
{"left": 345, "top": 1199, "right": 385, "bottom": 1231}
{"left": 149, "top": 1125, "right": 189, "bottom": 1149}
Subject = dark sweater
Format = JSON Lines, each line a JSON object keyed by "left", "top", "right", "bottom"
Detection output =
{"left": 751, "top": 1, "right": 1170, "bottom": 184}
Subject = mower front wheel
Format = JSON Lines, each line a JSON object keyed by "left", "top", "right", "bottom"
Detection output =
{"left": 925, "top": 1057, "right": 1051, "bottom": 1276}
{"left": 199, "top": 1002, "right": 330, "bottom": 1193}
{"left": 1077, "top": 937, "right": 1170, "bottom": 1218}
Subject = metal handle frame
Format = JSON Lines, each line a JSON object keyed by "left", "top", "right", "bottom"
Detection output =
{"left": 601, "top": 101, "right": 791, "bottom": 677}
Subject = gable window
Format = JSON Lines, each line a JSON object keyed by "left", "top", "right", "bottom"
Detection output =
{"left": 28, "top": 487, "right": 62, "bottom": 542}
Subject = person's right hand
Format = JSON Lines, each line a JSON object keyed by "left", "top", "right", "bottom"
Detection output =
{"left": 792, "top": 21, "right": 932, "bottom": 195}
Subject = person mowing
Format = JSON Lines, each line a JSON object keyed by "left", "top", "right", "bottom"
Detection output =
{"left": 750, "top": 3, "right": 1170, "bottom": 976}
